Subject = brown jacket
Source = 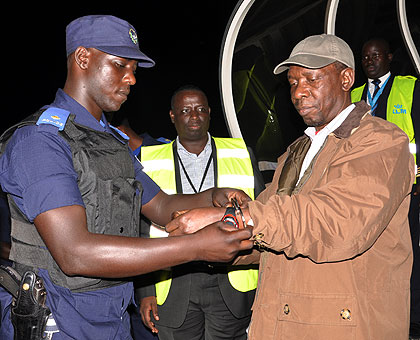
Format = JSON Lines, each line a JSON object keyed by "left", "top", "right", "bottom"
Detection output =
{"left": 239, "top": 101, "right": 415, "bottom": 339}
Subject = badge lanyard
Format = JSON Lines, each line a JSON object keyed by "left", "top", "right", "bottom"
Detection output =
{"left": 367, "top": 76, "right": 390, "bottom": 115}
{"left": 174, "top": 140, "right": 214, "bottom": 194}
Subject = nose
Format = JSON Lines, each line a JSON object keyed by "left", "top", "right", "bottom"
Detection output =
{"left": 190, "top": 108, "right": 200, "bottom": 119}
{"left": 125, "top": 70, "right": 136, "bottom": 86}
{"left": 292, "top": 80, "right": 309, "bottom": 100}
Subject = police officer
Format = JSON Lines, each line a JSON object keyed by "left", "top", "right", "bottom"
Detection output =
{"left": 0, "top": 15, "right": 253, "bottom": 340}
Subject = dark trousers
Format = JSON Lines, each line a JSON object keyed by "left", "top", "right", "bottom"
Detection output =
{"left": 410, "top": 186, "right": 420, "bottom": 328}
{"left": 157, "top": 272, "right": 251, "bottom": 340}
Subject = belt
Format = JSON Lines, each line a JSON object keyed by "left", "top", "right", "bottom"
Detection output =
{"left": 0, "top": 265, "right": 21, "bottom": 297}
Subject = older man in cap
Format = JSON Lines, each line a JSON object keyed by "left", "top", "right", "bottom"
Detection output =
{"left": 166, "top": 34, "right": 415, "bottom": 339}
{"left": 0, "top": 15, "right": 253, "bottom": 340}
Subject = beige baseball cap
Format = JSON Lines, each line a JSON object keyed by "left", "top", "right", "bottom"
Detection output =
{"left": 273, "top": 34, "right": 354, "bottom": 74}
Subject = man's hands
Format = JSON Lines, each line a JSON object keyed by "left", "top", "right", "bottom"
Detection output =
{"left": 190, "top": 221, "right": 253, "bottom": 262}
{"left": 140, "top": 296, "right": 159, "bottom": 333}
{"left": 167, "top": 187, "right": 251, "bottom": 236}
{"left": 138, "top": 189, "right": 254, "bottom": 333}
{"left": 211, "top": 188, "right": 251, "bottom": 208}
{"left": 138, "top": 222, "right": 254, "bottom": 333}
{"left": 166, "top": 207, "right": 224, "bottom": 235}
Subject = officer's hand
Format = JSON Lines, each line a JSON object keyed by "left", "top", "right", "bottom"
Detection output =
{"left": 139, "top": 296, "right": 159, "bottom": 333}
{"left": 166, "top": 207, "right": 224, "bottom": 236}
{"left": 191, "top": 222, "right": 254, "bottom": 262}
{"left": 212, "top": 188, "right": 251, "bottom": 208}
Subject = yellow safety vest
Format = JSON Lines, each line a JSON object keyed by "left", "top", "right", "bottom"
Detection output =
{"left": 141, "top": 137, "right": 259, "bottom": 305}
{"left": 352, "top": 76, "right": 417, "bottom": 181}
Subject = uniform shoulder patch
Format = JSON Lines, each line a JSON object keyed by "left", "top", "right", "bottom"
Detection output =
{"left": 36, "top": 107, "right": 70, "bottom": 131}
{"left": 156, "top": 137, "right": 171, "bottom": 144}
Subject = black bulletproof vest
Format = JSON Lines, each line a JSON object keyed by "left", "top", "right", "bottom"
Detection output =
{"left": 0, "top": 110, "right": 143, "bottom": 292}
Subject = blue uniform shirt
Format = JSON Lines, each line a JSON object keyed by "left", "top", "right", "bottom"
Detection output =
{"left": 0, "top": 89, "right": 160, "bottom": 222}
{"left": 0, "top": 89, "right": 161, "bottom": 340}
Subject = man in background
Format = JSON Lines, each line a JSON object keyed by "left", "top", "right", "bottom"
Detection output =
{"left": 351, "top": 38, "right": 420, "bottom": 339}
{"left": 138, "top": 85, "right": 264, "bottom": 340}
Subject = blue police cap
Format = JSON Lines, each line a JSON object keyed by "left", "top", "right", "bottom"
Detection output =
{"left": 65, "top": 15, "right": 155, "bottom": 68}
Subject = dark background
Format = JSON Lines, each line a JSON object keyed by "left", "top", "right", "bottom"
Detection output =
{"left": 3, "top": 1, "right": 420, "bottom": 144}
{"left": 2, "top": 2, "right": 240, "bottom": 140}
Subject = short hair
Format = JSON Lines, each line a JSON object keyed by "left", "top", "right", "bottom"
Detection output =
{"left": 332, "top": 61, "right": 349, "bottom": 72}
{"left": 170, "top": 85, "right": 207, "bottom": 110}
{"left": 362, "top": 38, "right": 391, "bottom": 54}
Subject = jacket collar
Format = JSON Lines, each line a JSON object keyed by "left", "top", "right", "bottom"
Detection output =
{"left": 333, "top": 101, "right": 371, "bottom": 139}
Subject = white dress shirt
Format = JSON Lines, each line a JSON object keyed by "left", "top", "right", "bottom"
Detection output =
{"left": 298, "top": 104, "right": 356, "bottom": 182}
{"left": 367, "top": 71, "right": 391, "bottom": 98}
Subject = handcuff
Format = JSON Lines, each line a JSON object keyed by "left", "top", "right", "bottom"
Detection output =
{"left": 221, "top": 198, "right": 270, "bottom": 249}
{"left": 221, "top": 198, "right": 246, "bottom": 229}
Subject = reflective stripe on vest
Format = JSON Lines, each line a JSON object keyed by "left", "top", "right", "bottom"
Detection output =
{"left": 141, "top": 142, "right": 177, "bottom": 195}
{"left": 351, "top": 76, "right": 417, "bottom": 181}
{"left": 141, "top": 137, "right": 258, "bottom": 305}
{"left": 214, "top": 138, "right": 255, "bottom": 200}
{"left": 350, "top": 84, "right": 365, "bottom": 104}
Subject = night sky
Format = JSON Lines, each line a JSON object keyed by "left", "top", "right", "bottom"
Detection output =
{"left": 3, "top": 2, "right": 240, "bottom": 140}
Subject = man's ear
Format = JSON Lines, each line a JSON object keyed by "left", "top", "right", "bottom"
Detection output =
{"left": 169, "top": 110, "right": 175, "bottom": 124}
{"left": 341, "top": 68, "right": 355, "bottom": 92}
{"left": 74, "top": 46, "right": 90, "bottom": 70}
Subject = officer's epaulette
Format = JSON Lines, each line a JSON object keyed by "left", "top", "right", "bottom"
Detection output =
{"left": 36, "top": 107, "right": 70, "bottom": 131}
{"left": 156, "top": 137, "right": 171, "bottom": 144}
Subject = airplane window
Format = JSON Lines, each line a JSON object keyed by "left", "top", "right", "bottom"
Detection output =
{"left": 224, "top": 0, "right": 328, "bottom": 181}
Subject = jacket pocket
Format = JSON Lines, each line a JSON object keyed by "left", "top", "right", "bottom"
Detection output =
{"left": 277, "top": 293, "right": 357, "bottom": 339}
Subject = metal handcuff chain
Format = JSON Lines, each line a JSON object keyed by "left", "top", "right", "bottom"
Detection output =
{"left": 231, "top": 198, "right": 246, "bottom": 229}
{"left": 230, "top": 198, "right": 270, "bottom": 249}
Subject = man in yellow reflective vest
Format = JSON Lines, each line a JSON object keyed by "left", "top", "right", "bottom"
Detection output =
{"left": 137, "top": 85, "right": 264, "bottom": 340}
{"left": 351, "top": 38, "right": 420, "bottom": 339}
